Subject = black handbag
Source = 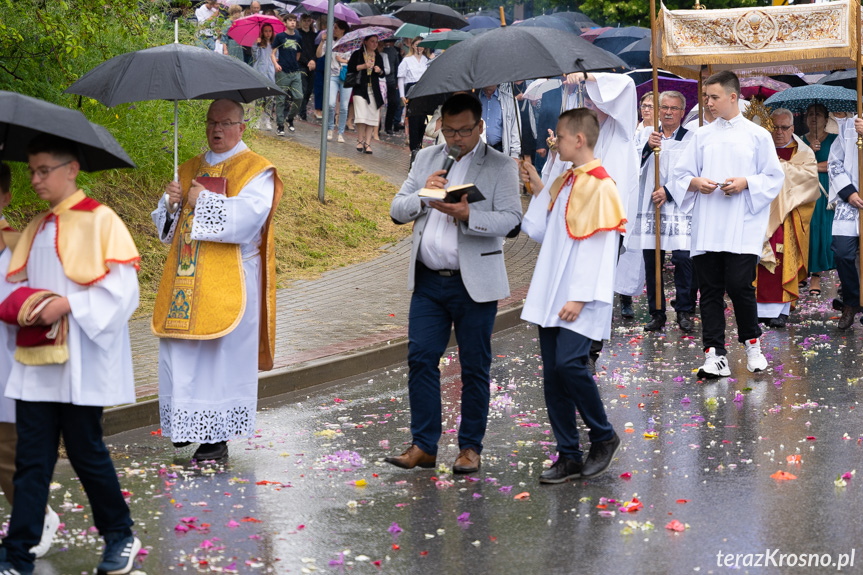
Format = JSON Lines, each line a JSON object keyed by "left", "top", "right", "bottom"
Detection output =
{"left": 344, "top": 70, "right": 361, "bottom": 88}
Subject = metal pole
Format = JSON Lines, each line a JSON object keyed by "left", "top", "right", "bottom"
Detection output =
{"left": 317, "top": 0, "right": 336, "bottom": 204}
{"left": 857, "top": 0, "right": 862, "bottom": 305}
{"left": 651, "top": 0, "right": 661, "bottom": 311}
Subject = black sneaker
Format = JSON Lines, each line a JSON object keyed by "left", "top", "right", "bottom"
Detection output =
{"left": 276, "top": 126, "right": 285, "bottom": 136}
{"left": 644, "top": 315, "right": 665, "bottom": 332}
{"left": 288, "top": 119, "right": 295, "bottom": 132}
{"left": 97, "top": 534, "right": 141, "bottom": 575}
{"left": 539, "top": 455, "right": 582, "bottom": 484}
{"left": 581, "top": 433, "right": 621, "bottom": 479}
{"left": 768, "top": 314, "right": 788, "bottom": 328}
{"left": 193, "top": 441, "right": 228, "bottom": 461}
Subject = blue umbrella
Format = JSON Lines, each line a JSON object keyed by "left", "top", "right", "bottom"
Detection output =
{"left": 593, "top": 27, "right": 651, "bottom": 55}
{"left": 617, "top": 38, "right": 650, "bottom": 69}
{"left": 764, "top": 84, "right": 858, "bottom": 114}
{"left": 463, "top": 15, "right": 501, "bottom": 31}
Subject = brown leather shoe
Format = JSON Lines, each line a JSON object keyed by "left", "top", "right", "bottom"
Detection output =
{"left": 384, "top": 445, "right": 436, "bottom": 469}
{"left": 453, "top": 448, "right": 481, "bottom": 474}
{"left": 838, "top": 305, "right": 860, "bottom": 330}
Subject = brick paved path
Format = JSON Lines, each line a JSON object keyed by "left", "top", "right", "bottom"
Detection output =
{"left": 128, "top": 120, "right": 539, "bottom": 399}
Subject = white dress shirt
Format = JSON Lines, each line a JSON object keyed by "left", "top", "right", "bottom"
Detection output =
{"left": 417, "top": 141, "right": 480, "bottom": 270}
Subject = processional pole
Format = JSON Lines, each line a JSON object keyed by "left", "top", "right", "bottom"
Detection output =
{"left": 651, "top": 0, "right": 662, "bottom": 310}
{"left": 857, "top": 0, "right": 863, "bottom": 305}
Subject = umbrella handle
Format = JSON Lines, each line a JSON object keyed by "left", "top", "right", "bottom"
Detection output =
{"left": 164, "top": 193, "right": 179, "bottom": 214}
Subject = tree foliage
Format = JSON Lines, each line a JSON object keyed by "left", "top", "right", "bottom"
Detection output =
{"left": 579, "top": 0, "right": 761, "bottom": 28}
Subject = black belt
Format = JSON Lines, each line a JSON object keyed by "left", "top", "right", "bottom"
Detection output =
{"left": 418, "top": 261, "right": 460, "bottom": 277}
{"left": 490, "top": 141, "right": 503, "bottom": 152}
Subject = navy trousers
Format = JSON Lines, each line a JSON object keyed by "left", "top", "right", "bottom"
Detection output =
{"left": 1, "top": 402, "right": 133, "bottom": 566}
{"left": 539, "top": 327, "right": 615, "bottom": 461}
{"left": 642, "top": 249, "right": 696, "bottom": 318}
{"left": 407, "top": 264, "right": 497, "bottom": 456}
{"left": 832, "top": 235, "right": 860, "bottom": 305}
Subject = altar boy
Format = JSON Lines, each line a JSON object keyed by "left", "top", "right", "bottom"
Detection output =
{"left": 670, "top": 71, "right": 785, "bottom": 378}
{"left": 0, "top": 136, "right": 141, "bottom": 575}
{"left": 520, "top": 109, "right": 623, "bottom": 484}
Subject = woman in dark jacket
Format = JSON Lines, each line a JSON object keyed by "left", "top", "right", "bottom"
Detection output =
{"left": 347, "top": 35, "right": 385, "bottom": 154}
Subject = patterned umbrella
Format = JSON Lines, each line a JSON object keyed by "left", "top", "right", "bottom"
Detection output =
{"left": 332, "top": 26, "right": 394, "bottom": 52}
{"left": 764, "top": 84, "right": 859, "bottom": 114}
{"left": 740, "top": 77, "right": 791, "bottom": 100}
{"left": 300, "top": 0, "right": 361, "bottom": 24}
{"left": 228, "top": 14, "right": 286, "bottom": 47}
{"left": 580, "top": 26, "right": 612, "bottom": 43}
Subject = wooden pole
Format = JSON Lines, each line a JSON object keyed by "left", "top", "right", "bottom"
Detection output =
{"left": 858, "top": 0, "right": 862, "bottom": 305}
{"left": 651, "top": 0, "right": 662, "bottom": 311}
{"left": 499, "top": 6, "right": 506, "bottom": 25}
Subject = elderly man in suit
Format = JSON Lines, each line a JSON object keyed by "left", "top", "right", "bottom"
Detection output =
{"left": 386, "top": 93, "right": 523, "bottom": 474}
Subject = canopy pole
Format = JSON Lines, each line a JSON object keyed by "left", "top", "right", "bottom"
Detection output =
{"left": 499, "top": 6, "right": 505, "bottom": 25}
{"left": 317, "top": 0, "right": 336, "bottom": 204}
{"left": 651, "top": 0, "right": 662, "bottom": 311}
{"left": 857, "top": 0, "right": 862, "bottom": 305}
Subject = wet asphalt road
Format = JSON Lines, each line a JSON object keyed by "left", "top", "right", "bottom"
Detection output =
{"left": 19, "top": 285, "right": 863, "bottom": 575}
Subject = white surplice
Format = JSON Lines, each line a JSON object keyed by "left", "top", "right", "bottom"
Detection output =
{"left": 152, "top": 141, "right": 275, "bottom": 443}
{"left": 827, "top": 115, "right": 860, "bottom": 238}
{"left": 4, "top": 222, "right": 139, "bottom": 407}
{"left": 540, "top": 73, "right": 642, "bottom": 296}
{"left": 669, "top": 114, "right": 785, "bottom": 257}
{"left": 521, "top": 174, "right": 619, "bottom": 342}
{"left": 0, "top": 248, "right": 17, "bottom": 423}
{"left": 627, "top": 126, "right": 694, "bottom": 252}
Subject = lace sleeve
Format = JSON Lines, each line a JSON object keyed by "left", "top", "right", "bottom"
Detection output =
{"left": 152, "top": 199, "right": 180, "bottom": 244}
{"left": 190, "top": 190, "right": 228, "bottom": 242}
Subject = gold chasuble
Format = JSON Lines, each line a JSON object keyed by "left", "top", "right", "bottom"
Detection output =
{"left": 547, "top": 159, "right": 627, "bottom": 240}
{"left": 7, "top": 190, "right": 140, "bottom": 285}
{"left": 151, "top": 149, "right": 283, "bottom": 371}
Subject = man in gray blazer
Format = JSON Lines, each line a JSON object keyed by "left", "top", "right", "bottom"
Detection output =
{"left": 385, "top": 93, "right": 523, "bottom": 474}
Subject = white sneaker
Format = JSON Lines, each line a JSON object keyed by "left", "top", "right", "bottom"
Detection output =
{"left": 697, "top": 347, "right": 731, "bottom": 378}
{"left": 327, "top": 130, "right": 333, "bottom": 141}
{"left": 337, "top": 134, "right": 345, "bottom": 143}
{"left": 30, "top": 506, "right": 60, "bottom": 558}
{"left": 744, "top": 338, "right": 768, "bottom": 372}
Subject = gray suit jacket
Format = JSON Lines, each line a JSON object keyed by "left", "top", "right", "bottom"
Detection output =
{"left": 390, "top": 142, "right": 523, "bottom": 303}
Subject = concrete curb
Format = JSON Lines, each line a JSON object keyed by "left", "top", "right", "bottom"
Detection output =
{"left": 103, "top": 303, "right": 526, "bottom": 436}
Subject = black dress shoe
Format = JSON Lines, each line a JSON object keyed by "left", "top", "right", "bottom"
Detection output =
{"left": 172, "top": 441, "right": 192, "bottom": 448}
{"left": 588, "top": 357, "right": 597, "bottom": 376}
{"left": 193, "top": 441, "right": 228, "bottom": 461}
{"left": 581, "top": 433, "right": 621, "bottom": 479}
{"left": 620, "top": 303, "right": 635, "bottom": 319}
{"left": 833, "top": 298, "right": 845, "bottom": 312}
{"left": 644, "top": 315, "right": 665, "bottom": 332}
{"left": 677, "top": 312, "right": 694, "bottom": 333}
{"left": 768, "top": 314, "right": 788, "bottom": 328}
{"left": 539, "top": 456, "right": 582, "bottom": 484}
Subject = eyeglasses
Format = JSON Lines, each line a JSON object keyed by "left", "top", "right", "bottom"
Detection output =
{"left": 206, "top": 120, "right": 243, "bottom": 130}
{"left": 28, "top": 160, "right": 72, "bottom": 181}
{"left": 773, "top": 125, "right": 794, "bottom": 132}
{"left": 441, "top": 121, "right": 480, "bottom": 138}
{"left": 659, "top": 106, "right": 683, "bottom": 112}
{"left": 640, "top": 104, "right": 654, "bottom": 110}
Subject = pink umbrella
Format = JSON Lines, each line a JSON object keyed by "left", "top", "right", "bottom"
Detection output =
{"left": 580, "top": 26, "right": 612, "bottom": 43}
{"left": 301, "top": 0, "right": 361, "bottom": 25}
{"left": 228, "top": 14, "right": 286, "bottom": 47}
{"left": 740, "top": 77, "right": 791, "bottom": 100}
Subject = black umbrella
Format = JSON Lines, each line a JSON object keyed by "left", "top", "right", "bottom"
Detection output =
{"left": 549, "top": 11, "right": 598, "bottom": 28}
{"left": 0, "top": 91, "right": 135, "bottom": 171}
{"left": 617, "top": 37, "right": 650, "bottom": 69}
{"left": 624, "top": 68, "right": 681, "bottom": 85}
{"left": 66, "top": 39, "right": 284, "bottom": 180}
{"left": 817, "top": 69, "right": 856, "bottom": 90}
{"left": 346, "top": 1, "right": 380, "bottom": 16}
{"left": 593, "top": 26, "right": 650, "bottom": 55}
{"left": 512, "top": 15, "right": 580, "bottom": 34}
{"left": 770, "top": 74, "right": 808, "bottom": 88}
{"left": 385, "top": 0, "right": 409, "bottom": 13}
{"left": 406, "top": 25, "right": 627, "bottom": 100}
{"left": 394, "top": 2, "right": 468, "bottom": 30}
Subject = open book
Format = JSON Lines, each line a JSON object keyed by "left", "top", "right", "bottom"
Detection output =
{"left": 418, "top": 183, "right": 485, "bottom": 205}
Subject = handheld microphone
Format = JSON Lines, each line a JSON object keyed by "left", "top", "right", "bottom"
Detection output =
{"left": 441, "top": 145, "right": 462, "bottom": 178}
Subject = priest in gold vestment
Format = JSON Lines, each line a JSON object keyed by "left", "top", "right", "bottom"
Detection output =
{"left": 755, "top": 108, "right": 820, "bottom": 328}
{"left": 151, "top": 99, "right": 283, "bottom": 461}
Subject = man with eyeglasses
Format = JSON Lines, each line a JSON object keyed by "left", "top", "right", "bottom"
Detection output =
{"left": 385, "top": 93, "right": 522, "bottom": 474}
{"left": 753, "top": 108, "right": 819, "bottom": 329}
{"left": 628, "top": 91, "right": 697, "bottom": 334}
{"left": 152, "top": 99, "right": 284, "bottom": 462}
